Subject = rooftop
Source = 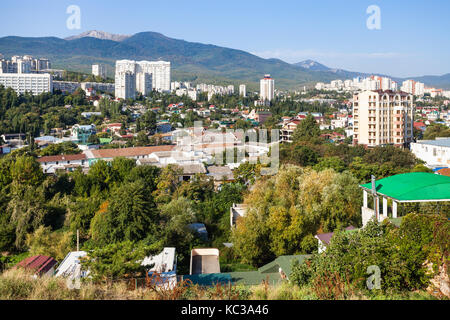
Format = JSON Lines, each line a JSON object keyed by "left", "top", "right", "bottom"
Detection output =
{"left": 37, "top": 153, "right": 86, "bottom": 163}
{"left": 360, "top": 172, "right": 450, "bottom": 202}
{"left": 88, "top": 145, "right": 176, "bottom": 159}
{"left": 414, "top": 138, "right": 450, "bottom": 148}
{"left": 17, "top": 255, "right": 58, "bottom": 275}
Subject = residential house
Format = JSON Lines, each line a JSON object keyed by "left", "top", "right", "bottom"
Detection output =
{"left": 315, "top": 226, "right": 357, "bottom": 253}
{"left": 280, "top": 120, "right": 300, "bottom": 143}
{"left": 84, "top": 145, "right": 176, "bottom": 166}
{"left": 71, "top": 124, "right": 96, "bottom": 145}
{"left": 37, "top": 153, "right": 87, "bottom": 174}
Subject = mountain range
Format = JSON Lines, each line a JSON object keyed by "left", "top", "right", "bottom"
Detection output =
{"left": 0, "top": 30, "right": 449, "bottom": 90}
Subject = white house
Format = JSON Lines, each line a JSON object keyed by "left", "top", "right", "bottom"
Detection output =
{"left": 37, "top": 154, "right": 88, "bottom": 174}
{"left": 410, "top": 138, "right": 450, "bottom": 168}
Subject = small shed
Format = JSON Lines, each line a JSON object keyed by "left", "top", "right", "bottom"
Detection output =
{"left": 17, "top": 255, "right": 58, "bottom": 277}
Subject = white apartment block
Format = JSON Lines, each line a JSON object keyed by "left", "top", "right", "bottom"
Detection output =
{"left": 0, "top": 56, "right": 50, "bottom": 74}
{"left": 175, "top": 88, "right": 197, "bottom": 101}
{"left": 115, "top": 71, "right": 136, "bottom": 100}
{"left": 239, "top": 84, "right": 247, "bottom": 97}
{"left": 260, "top": 74, "right": 274, "bottom": 102}
{"left": 136, "top": 61, "right": 171, "bottom": 92}
{"left": 115, "top": 60, "right": 171, "bottom": 97}
{"left": 353, "top": 90, "right": 414, "bottom": 147}
{"left": 401, "top": 80, "right": 425, "bottom": 96}
{"left": 92, "top": 64, "right": 107, "bottom": 78}
{"left": 53, "top": 81, "right": 81, "bottom": 94}
{"left": 136, "top": 72, "right": 153, "bottom": 96}
{"left": 0, "top": 73, "right": 53, "bottom": 95}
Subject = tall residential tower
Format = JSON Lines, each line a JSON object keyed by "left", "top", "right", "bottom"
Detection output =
{"left": 260, "top": 74, "right": 274, "bottom": 103}
{"left": 353, "top": 90, "right": 414, "bottom": 148}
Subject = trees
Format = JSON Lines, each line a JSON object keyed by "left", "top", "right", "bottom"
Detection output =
{"left": 232, "top": 166, "right": 362, "bottom": 266}
{"left": 233, "top": 162, "right": 261, "bottom": 185}
{"left": 135, "top": 131, "right": 150, "bottom": 146}
{"left": 80, "top": 241, "right": 162, "bottom": 282}
{"left": 88, "top": 134, "right": 100, "bottom": 145}
{"left": 25, "top": 226, "right": 73, "bottom": 261}
{"left": 141, "top": 111, "right": 157, "bottom": 134}
{"left": 10, "top": 155, "right": 44, "bottom": 187}
{"left": 153, "top": 165, "right": 183, "bottom": 204}
{"left": 7, "top": 184, "right": 48, "bottom": 250}
{"left": 423, "top": 123, "right": 450, "bottom": 140}
{"left": 290, "top": 214, "right": 449, "bottom": 294}
{"left": 290, "top": 145, "right": 319, "bottom": 167}
{"left": 90, "top": 181, "right": 160, "bottom": 246}
{"left": 39, "top": 142, "right": 81, "bottom": 156}
{"left": 292, "top": 114, "right": 321, "bottom": 143}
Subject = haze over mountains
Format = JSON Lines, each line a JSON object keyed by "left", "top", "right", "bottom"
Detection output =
{"left": 1, "top": 30, "right": 449, "bottom": 90}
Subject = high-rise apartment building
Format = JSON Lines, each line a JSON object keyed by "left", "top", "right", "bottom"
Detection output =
{"left": 401, "top": 80, "right": 425, "bottom": 96}
{"left": 92, "top": 64, "right": 107, "bottom": 79}
{"left": 136, "top": 61, "right": 171, "bottom": 92}
{"left": 115, "top": 71, "right": 136, "bottom": 100}
{"left": 115, "top": 60, "right": 170, "bottom": 98}
{"left": 0, "top": 56, "right": 51, "bottom": 74}
{"left": 136, "top": 72, "right": 153, "bottom": 96}
{"left": 353, "top": 90, "right": 414, "bottom": 148}
{"left": 239, "top": 84, "right": 246, "bottom": 97}
{"left": 0, "top": 73, "right": 53, "bottom": 95}
{"left": 260, "top": 74, "right": 274, "bottom": 102}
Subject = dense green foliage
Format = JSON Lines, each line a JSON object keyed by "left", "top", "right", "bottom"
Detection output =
{"left": 290, "top": 214, "right": 449, "bottom": 295}
{"left": 231, "top": 166, "right": 362, "bottom": 266}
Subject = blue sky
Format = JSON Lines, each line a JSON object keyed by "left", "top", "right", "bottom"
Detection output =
{"left": 1, "top": 0, "right": 450, "bottom": 77}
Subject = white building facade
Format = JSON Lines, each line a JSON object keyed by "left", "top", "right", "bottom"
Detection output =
{"left": 0, "top": 73, "right": 53, "bottom": 95}
{"left": 410, "top": 138, "right": 450, "bottom": 167}
{"left": 92, "top": 64, "right": 107, "bottom": 78}
{"left": 260, "top": 74, "right": 274, "bottom": 102}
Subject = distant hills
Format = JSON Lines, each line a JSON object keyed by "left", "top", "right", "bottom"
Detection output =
{"left": 0, "top": 30, "right": 449, "bottom": 90}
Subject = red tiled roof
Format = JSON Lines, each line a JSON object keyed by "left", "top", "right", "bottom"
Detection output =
{"left": 17, "top": 255, "right": 58, "bottom": 275}
{"left": 90, "top": 145, "right": 176, "bottom": 159}
{"left": 37, "top": 154, "right": 86, "bottom": 163}
{"left": 436, "top": 168, "right": 450, "bottom": 177}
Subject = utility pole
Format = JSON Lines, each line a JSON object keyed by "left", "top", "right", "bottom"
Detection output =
{"left": 76, "top": 229, "right": 80, "bottom": 252}
{"left": 371, "top": 175, "right": 378, "bottom": 220}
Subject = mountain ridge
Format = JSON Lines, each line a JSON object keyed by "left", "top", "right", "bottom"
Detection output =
{"left": 0, "top": 31, "right": 449, "bottom": 90}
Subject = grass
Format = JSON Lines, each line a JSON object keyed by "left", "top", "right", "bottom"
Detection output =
{"left": 0, "top": 268, "right": 445, "bottom": 300}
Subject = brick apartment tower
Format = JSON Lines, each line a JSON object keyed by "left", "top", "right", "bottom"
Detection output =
{"left": 353, "top": 90, "right": 414, "bottom": 148}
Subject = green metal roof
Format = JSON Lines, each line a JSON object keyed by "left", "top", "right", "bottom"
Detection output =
{"left": 360, "top": 173, "right": 450, "bottom": 202}
{"left": 99, "top": 138, "right": 113, "bottom": 144}
{"left": 258, "top": 255, "right": 311, "bottom": 278}
{"left": 228, "top": 271, "right": 282, "bottom": 286}
{"left": 182, "top": 273, "right": 232, "bottom": 286}
{"left": 181, "top": 255, "right": 311, "bottom": 286}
